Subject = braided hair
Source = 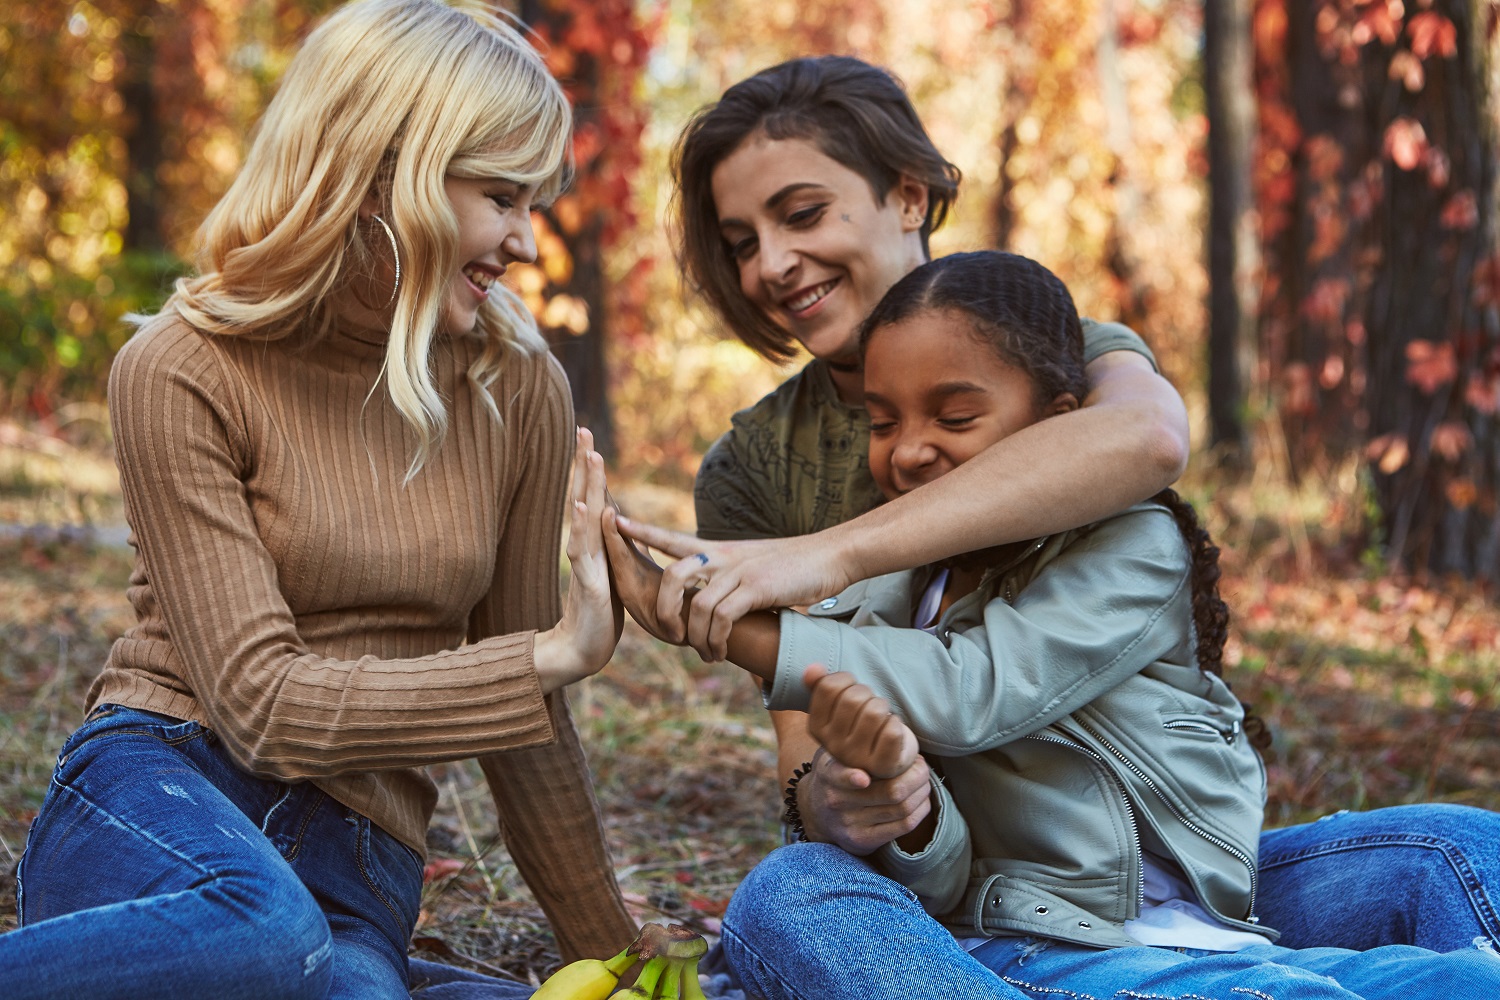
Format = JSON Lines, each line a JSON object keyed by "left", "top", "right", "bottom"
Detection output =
{"left": 858, "top": 251, "right": 1271, "bottom": 753}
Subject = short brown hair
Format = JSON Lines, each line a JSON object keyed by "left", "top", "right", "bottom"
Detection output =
{"left": 672, "top": 56, "right": 961, "bottom": 362}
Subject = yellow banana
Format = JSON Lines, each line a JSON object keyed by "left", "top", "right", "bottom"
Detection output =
{"left": 533, "top": 944, "right": 639, "bottom": 1000}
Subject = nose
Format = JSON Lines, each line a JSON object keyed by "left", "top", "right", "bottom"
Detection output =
{"left": 890, "top": 430, "right": 938, "bottom": 487}
{"left": 503, "top": 213, "right": 538, "bottom": 265}
{"left": 756, "top": 229, "right": 797, "bottom": 287}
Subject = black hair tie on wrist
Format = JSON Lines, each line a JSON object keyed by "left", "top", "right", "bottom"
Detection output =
{"left": 782, "top": 759, "right": 815, "bottom": 843}
{"left": 781, "top": 747, "right": 825, "bottom": 843}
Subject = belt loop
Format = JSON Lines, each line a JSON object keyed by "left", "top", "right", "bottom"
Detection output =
{"left": 973, "top": 873, "right": 1004, "bottom": 932}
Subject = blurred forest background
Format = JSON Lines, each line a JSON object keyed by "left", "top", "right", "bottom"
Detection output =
{"left": 6, "top": 0, "right": 1500, "bottom": 574}
{"left": 3, "top": 0, "right": 1500, "bottom": 981}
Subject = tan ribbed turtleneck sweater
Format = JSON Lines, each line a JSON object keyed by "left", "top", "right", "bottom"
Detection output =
{"left": 90, "top": 314, "right": 633, "bottom": 960}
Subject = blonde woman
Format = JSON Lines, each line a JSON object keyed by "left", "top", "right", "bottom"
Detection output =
{"left": 1, "top": 2, "right": 631, "bottom": 997}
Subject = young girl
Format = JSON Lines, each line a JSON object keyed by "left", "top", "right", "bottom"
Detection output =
{"left": 622, "top": 56, "right": 1500, "bottom": 958}
{"left": 606, "top": 251, "right": 1500, "bottom": 999}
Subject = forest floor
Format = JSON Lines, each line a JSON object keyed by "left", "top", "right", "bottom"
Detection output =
{"left": 1, "top": 421, "right": 1497, "bottom": 986}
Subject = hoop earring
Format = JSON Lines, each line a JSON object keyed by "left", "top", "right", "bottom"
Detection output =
{"left": 372, "top": 213, "right": 401, "bottom": 308}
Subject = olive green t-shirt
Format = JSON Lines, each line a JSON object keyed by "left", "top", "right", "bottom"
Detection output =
{"left": 694, "top": 318, "right": 1157, "bottom": 541}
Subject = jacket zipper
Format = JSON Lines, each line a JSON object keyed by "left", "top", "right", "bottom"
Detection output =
{"left": 1071, "top": 715, "right": 1260, "bottom": 923}
{"left": 1025, "top": 731, "right": 1146, "bottom": 913}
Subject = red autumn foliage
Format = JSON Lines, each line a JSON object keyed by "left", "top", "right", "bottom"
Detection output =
{"left": 1405, "top": 339, "right": 1459, "bottom": 394}
{"left": 1407, "top": 11, "right": 1459, "bottom": 59}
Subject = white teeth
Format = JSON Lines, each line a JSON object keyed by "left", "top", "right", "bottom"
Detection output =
{"left": 463, "top": 266, "right": 495, "bottom": 290}
{"left": 788, "top": 280, "right": 836, "bottom": 312}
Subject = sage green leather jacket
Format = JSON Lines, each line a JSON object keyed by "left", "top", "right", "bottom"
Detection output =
{"left": 765, "top": 501, "right": 1274, "bottom": 949}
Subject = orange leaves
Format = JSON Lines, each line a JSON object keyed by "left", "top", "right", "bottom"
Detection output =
{"left": 1445, "top": 477, "right": 1480, "bottom": 509}
{"left": 1352, "top": 1, "right": 1404, "bottom": 47}
{"left": 1439, "top": 189, "right": 1478, "bottom": 229}
{"left": 1383, "top": 116, "right": 1429, "bottom": 170}
{"left": 1466, "top": 372, "right": 1500, "bottom": 414}
{"left": 1389, "top": 49, "right": 1425, "bottom": 91}
{"left": 422, "top": 857, "right": 465, "bottom": 883}
{"left": 1407, "top": 11, "right": 1458, "bottom": 59}
{"left": 1405, "top": 339, "right": 1458, "bottom": 393}
{"left": 1301, "top": 277, "right": 1350, "bottom": 324}
{"left": 1368, "top": 423, "right": 1470, "bottom": 476}
{"left": 1430, "top": 421, "right": 1472, "bottom": 461}
{"left": 1422, "top": 145, "right": 1450, "bottom": 187}
{"left": 1471, "top": 252, "right": 1500, "bottom": 307}
{"left": 1367, "top": 433, "right": 1411, "bottom": 473}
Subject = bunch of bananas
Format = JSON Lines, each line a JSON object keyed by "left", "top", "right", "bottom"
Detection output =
{"left": 533, "top": 922, "right": 710, "bottom": 1000}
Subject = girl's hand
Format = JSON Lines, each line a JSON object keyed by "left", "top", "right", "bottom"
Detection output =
{"left": 533, "top": 428, "right": 619, "bottom": 692}
{"left": 803, "top": 665, "right": 918, "bottom": 781}
{"left": 601, "top": 507, "right": 682, "bottom": 644}
{"left": 800, "top": 664, "right": 932, "bottom": 854}
{"left": 613, "top": 519, "right": 856, "bottom": 661}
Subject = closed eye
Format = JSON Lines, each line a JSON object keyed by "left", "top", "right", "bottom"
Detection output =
{"left": 937, "top": 415, "right": 978, "bottom": 428}
{"left": 726, "top": 235, "right": 758, "bottom": 261}
{"left": 787, "top": 204, "right": 827, "bottom": 227}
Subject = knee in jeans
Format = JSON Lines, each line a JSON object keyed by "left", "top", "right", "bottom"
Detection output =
{"left": 206, "top": 878, "right": 333, "bottom": 999}
{"left": 725, "top": 844, "right": 852, "bottom": 931}
{"left": 733, "top": 844, "right": 858, "bottom": 903}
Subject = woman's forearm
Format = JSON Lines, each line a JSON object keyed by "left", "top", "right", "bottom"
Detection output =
{"left": 834, "top": 351, "right": 1188, "bottom": 583}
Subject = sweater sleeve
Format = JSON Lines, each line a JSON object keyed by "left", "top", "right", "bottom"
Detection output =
{"left": 469, "top": 352, "right": 637, "bottom": 961}
{"left": 108, "top": 327, "right": 555, "bottom": 780}
{"left": 766, "top": 507, "right": 1194, "bottom": 756}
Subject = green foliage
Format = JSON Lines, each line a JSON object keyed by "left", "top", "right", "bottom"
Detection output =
{"left": 0, "top": 251, "right": 186, "bottom": 413}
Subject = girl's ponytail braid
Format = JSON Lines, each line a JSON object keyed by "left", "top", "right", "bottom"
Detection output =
{"left": 1153, "top": 487, "right": 1273, "bottom": 755}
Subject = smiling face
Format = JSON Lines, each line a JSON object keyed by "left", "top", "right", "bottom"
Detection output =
{"left": 710, "top": 134, "right": 929, "bottom": 365}
{"left": 439, "top": 174, "right": 539, "bottom": 335}
{"left": 863, "top": 309, "right": 1077, "bottom": 500}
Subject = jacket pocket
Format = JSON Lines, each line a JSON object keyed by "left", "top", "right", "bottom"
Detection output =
{"left": 1162, "top": 716, "right": 1241, "bottom": 743}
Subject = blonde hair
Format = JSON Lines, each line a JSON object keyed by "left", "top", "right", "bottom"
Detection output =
{"left": 150, "top": 0, "right": 572, "bottom": 474}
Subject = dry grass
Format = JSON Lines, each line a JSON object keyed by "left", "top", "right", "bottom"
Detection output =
{"left": 0, "top": 452, "right": 1497, "bottom": 982}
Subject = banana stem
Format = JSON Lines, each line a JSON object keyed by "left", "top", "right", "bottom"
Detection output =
{"left": 679, "top": 956, "right": 708, "bottom": 1000}
{"left": 603, "top": 944, "right": 639, "bottom": 978}
{"left": 629, "top": 955, "right": 669, "bottom": 998}
{"left": 657, "top": 958, "right": 683, "bottom": 998}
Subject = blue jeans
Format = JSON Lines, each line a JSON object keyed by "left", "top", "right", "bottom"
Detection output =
{"left": 3, "top": 705, "right": 426, "bottom": 1000}
{"left": 1257, "top": 805, "right": 1500, "bottom": 951}
{"left": 721, "top": 842, "right": 1500, "bottom": 1000}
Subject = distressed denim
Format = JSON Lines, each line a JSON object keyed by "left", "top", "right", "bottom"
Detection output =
{"left": 4, "top": 705, "right": 423, "bottom": 1000}
{"left": 1257, "top": 804, "right": 1500, "bottom": 952}
{"left": 721, "top": 842, "right": 1500, "bottom": 1000}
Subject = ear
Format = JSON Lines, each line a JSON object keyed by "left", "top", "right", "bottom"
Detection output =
{"left": 357, "top": 186, "right": 383, "bottom": 221}
{"left": 892, "top": 173, "right": 930, "bottom": 234}
{"left": 1044, "top": 392, "right": 1080, "bottom": 417}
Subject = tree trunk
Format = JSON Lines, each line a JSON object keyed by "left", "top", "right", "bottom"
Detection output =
{"left": 1098, "top": 0, "right": 1151, "bottom": 335}
{"left": 1205, "top": 0, "right": 1257, "bottom": 458}
{"left": 119, "top": 7, "right": 167, "bottom": 253}
{"left": 1255, "top": 0, "right": 1500, "bottom": 577}
{"left": 992, "top": 0, "right": 1032, "bottom": 249}
{"left": 518, "top": 0, "right": 617, "bottom": 463}
{"left": 544, "top": 213, "right": 615, "bottom": 460}
{"left": 1361, "top": 0, "right": 1498, "bottom": 576}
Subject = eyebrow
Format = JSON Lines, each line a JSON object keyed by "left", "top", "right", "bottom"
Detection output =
{"left": 863, "top": 382, "right": 990, "bottom": 409}
{"left": 718, "top": 182, "right": 829, "bottom": 229}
